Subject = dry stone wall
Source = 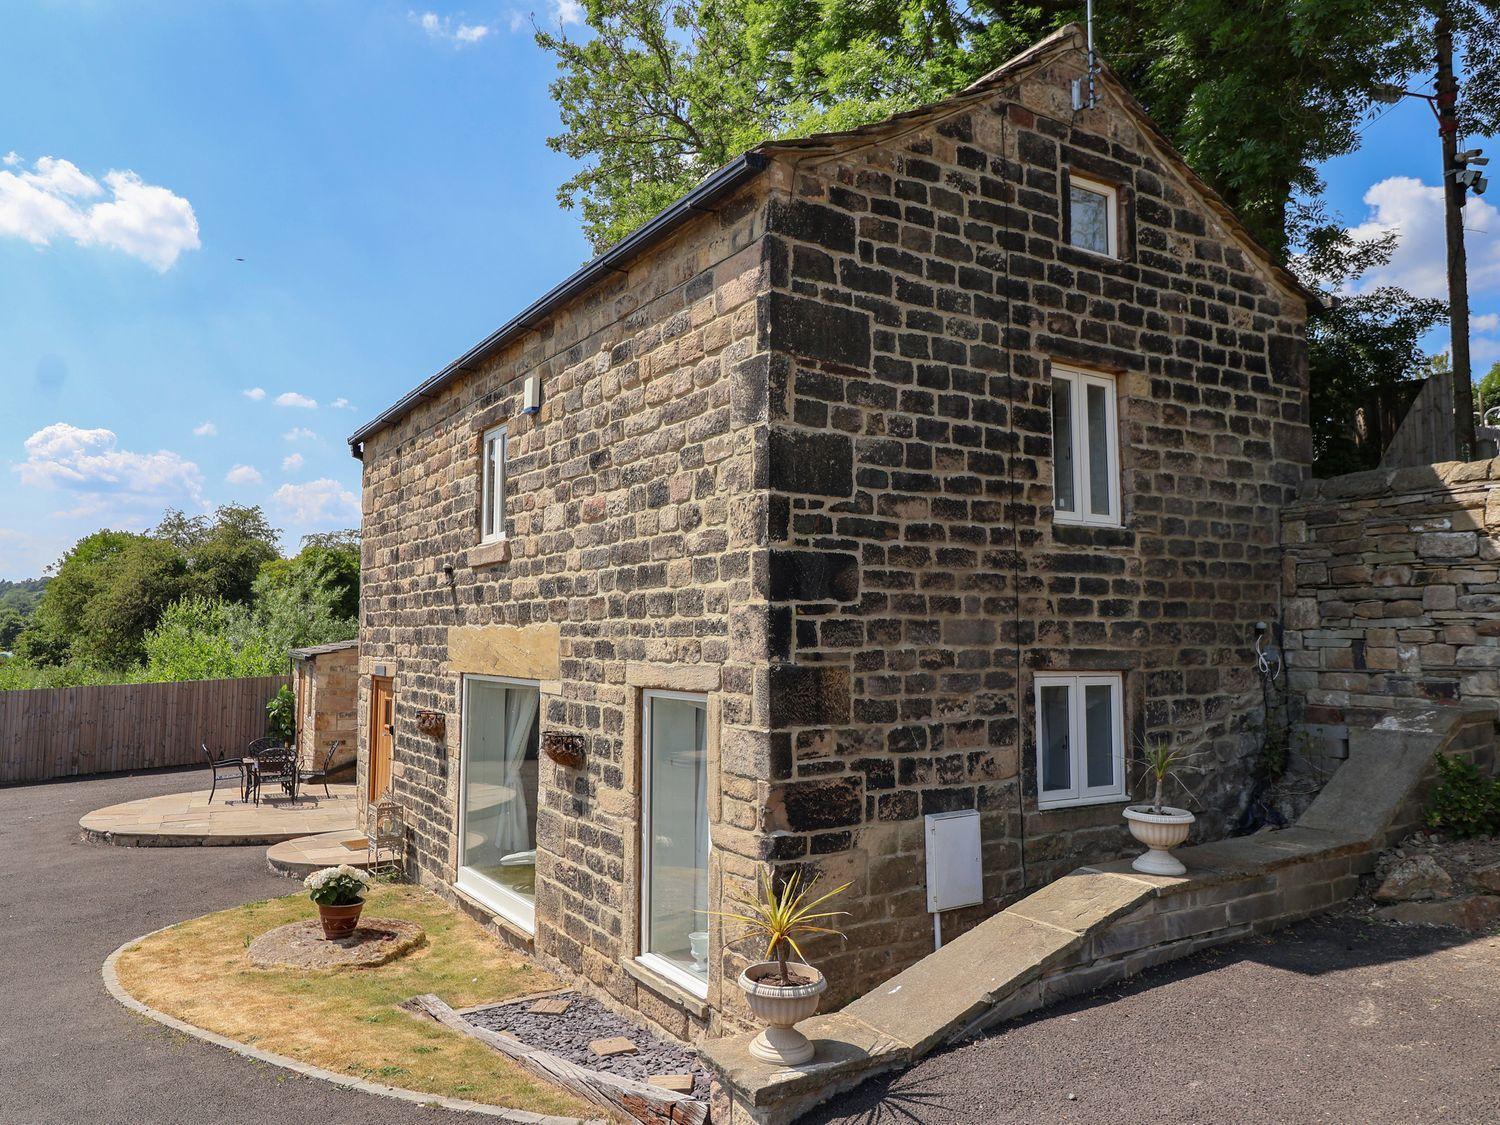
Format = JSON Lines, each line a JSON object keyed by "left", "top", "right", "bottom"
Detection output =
{"left": 1283, "top": 457, "right": 1500, "bottom": 751}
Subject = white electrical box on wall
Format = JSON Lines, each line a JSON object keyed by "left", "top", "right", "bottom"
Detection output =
{"left": 522, "top": 373, "right": 542, "bottom": 414}
{"left": 924, "top": 809, "right": 983, "bottom": 914}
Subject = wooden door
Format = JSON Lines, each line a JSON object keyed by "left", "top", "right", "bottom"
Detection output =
{"left": 369, "top": 677, "right": 394, "bottom": 801}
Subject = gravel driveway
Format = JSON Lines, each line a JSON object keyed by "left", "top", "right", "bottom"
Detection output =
{"left": 805, "top": 913, "right": 1500, "bottom": 1125}
{"left": 0, "top": 767, "right": 495, "bottom": 1125}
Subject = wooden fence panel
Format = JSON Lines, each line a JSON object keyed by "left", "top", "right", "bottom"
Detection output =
{"left": 0, "top": 676, "right": 288, "bottom": 786}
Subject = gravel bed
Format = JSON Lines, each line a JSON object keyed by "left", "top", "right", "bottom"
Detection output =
{"left": 465, "top": 994, "right": 710, "bottom": 1099}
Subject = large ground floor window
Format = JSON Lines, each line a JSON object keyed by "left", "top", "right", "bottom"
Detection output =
{"left": 639, "top": 690, "right": 710, "bottom": 997}
{"left": 457, "top": 676, "right": 540, "bottom": 932}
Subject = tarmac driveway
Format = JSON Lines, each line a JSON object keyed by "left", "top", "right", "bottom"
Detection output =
{"left": 806, "top": 912, "right": 1500, "bottom": 1125}
{"left": 0, "top": 767, "right": 493, "bottom": 1125}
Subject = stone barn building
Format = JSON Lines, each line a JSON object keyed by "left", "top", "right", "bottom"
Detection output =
{"left": 347, "top": 25, "right": 1311, "bottom": 1041}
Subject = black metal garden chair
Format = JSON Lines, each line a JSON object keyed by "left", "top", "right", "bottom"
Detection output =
{"left": 297, "top": 739, "right": 343, "bottom": 800}
{"left": 201, "top": 743, "right": 245, "bottom": 805}
{"left": 250, "top": 746, "right": 298, "bottom": 805}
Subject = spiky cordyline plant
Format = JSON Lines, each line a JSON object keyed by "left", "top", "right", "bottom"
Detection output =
{"left": 1139, "top": 736, "right": 1192, "bottom": 815}
{"left": 715, "top": 868, "right": 850, "bottom": 982}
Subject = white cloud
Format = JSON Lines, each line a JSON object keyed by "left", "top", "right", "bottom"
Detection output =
{"left": 282, "top": 452, "right": 304, "bottom": 473}
{"left": 2, "top": 152, "right": 20, "bottom": 167}
{"left": 242, "top": 387, "right": 266, "bottom": 401}
{"left": 0, "top": 154, "right": 200, "bottom": 271}
{"left": 14, "top": 423, "right": 204, "bottom": 508}
{"left": 411, "top": 10, "right": 492, "bottom": 44}
{"left": 1346, "top": 176, "right": 1500, "bottom": 300}
{"left": 507, "top": 9, "right": 528, "bottom": 31}
{"left": 192, "top": 420, "right": 218, "bottom": 437}
{"left": 274, "top": 391, "right": 318, "bottom": 409}
{"left": 329, "top": 396, "right": 355, "bottom": 410}
{"left": 1473, "top": 313, "right": 1499, "bottom": 333}
{"left": 272, "top": 478, "right": 359, "bottom": 524}
{"left": 283, "top": 427, "right": 318, "bottom": 442}
{"left": 225, "top": 464, "right": 262, "bottom": 486}
{"left": 550, "top": 0, "right": 583, "bottom": 24}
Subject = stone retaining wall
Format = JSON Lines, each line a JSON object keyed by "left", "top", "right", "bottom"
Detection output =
{"left": 1283, "top": 458, "right": 1500, "bottom": 761}
{"left": 702, "top": 705, "right": 1496, "bottom": 1124}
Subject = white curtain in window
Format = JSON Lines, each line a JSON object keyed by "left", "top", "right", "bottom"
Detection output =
{"left": 497, "top": 686, "right": 538, "bottom": 861}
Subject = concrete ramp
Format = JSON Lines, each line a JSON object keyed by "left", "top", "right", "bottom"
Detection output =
{"left": 702, "top": 707, "right": 1495, "bottom": 1124}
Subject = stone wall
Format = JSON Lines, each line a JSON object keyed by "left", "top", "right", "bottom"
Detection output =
{"left": 294, "top": 644, "right": 358, "bottom": 776}
{"left": 753, "top": 48, "right": 1309, "bottom": 1002}
{"left": 355, "top": 33, "right": 1311, "bottom": 1040}
{"left": 356, "top": 182, "right": 776, "bottom": 1040}
{"left": 1283, "top": 458, "right": 1500, "bottom": 754}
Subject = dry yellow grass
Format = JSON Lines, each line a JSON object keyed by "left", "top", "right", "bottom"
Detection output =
{"left": 115, "top": 883, "right": 595, "bottom": 1118}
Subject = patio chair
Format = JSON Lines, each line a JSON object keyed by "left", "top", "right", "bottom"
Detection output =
{"left": 201, "top": 743, "right": 245, "bottom": 806}
{"left": 253, "top": 747, "right": 298, "bottom": 805}
{"left": 297, "top": 740, "right": 343, "bottom": 800}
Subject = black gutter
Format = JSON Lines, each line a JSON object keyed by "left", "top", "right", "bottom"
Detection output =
{"left": 347, "top": 151, "right": 771, "bottom": 457}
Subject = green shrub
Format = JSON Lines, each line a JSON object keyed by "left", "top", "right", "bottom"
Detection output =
{"left": 266, "top": 684, "right": 297, "bottom": 744}
{"left": 1426, "top": 753, "right": 1500, "bottom": 838}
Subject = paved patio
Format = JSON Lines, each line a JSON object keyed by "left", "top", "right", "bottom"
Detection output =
{"left": 80, "top": 783, "right": 358, "bottom": 846}
{"left": 265, "top": 828, "right": 377, "bottom": 877}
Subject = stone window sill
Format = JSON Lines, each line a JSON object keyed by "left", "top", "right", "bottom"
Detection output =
{"left": 466, "top": 539, "right": 510, "bottom": 569}
{"left": 623, "top": 956, "right": 711, "bottom": 1020}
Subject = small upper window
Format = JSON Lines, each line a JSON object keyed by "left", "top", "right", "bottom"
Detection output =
{"left": 1035, "top": 673, "right": 1126, "bottom": 809}
{"left": 481, "top": 425, "right": 507, "bottom": 543}
{"left": 1052, "top": 365, "right": 1120, "bottom": 527}
{"left": 1068, "top": 174, "right": 1118, "bottom": 257}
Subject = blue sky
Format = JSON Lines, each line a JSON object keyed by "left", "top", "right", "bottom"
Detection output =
{"left": 1, "top": 3, "right": 1497, "bottom": 580}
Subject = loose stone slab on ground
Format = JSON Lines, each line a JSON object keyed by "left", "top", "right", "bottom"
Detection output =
{"left": 247, "top": 919, "right": 425, "bottom": 970}
{"left": 467, "top": 994, "right": 711, "bottom": 1099}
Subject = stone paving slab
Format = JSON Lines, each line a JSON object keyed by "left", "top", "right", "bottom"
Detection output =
{"left": 81, "top": 785, "right": 358, "bottom": 846}
{"left": 267, "top": 830, "right": 377, "bottom": 877}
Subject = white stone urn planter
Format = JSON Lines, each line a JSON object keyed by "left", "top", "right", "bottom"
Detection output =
{"left": 738, "top": 961, "right": 827, "bottom": 1066}
{"left": 1123, "top": 805, "right": 1195, "bottom": 876}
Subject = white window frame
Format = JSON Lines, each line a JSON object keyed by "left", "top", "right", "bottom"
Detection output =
{"left": 480, "top": 425, "right": 507, "bottom": 544}
{"left": 455, "top": 673, "right": 539, "bottom": 934}
{"left": 1067, "top": 173, "right": 1119, "bottom": 258}
{"left": 1033, "top": 672, "right": 1127, "bottom": 810}
{"left": 637, "top": 688, "right": 711, "bottom": 1000}
{"left": 1051, "top": 364, "right": 1122, "bottom": 528}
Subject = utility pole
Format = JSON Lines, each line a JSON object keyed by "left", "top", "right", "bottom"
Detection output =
{"left": 1436, "top": 7, "right": 1476, "bottom": 458}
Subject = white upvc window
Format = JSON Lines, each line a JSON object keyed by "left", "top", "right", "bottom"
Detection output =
{"left": 1068, "top": 173, "right": 1118, "bottom": 257}
{"left": 456, "top": 675, "right": 540, "bottom": 933}
{"left": 1034, "top": 673, "right": 1126, "bottom": 810}
{"left": 1051, "top": 365, "right": 1121, "bottom": 527}
{"left": 638, "top": 689, "right": 711, "bottom": 999}
{"left": 481, "top": 425, "right": 507, "bottom": 543}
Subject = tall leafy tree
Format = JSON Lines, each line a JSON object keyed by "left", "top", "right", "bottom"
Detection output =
{"left": 155, "top": 504, "right": 281, "bottom": 605}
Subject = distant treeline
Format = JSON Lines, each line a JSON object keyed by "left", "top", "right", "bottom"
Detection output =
{"left": 0, "top": 505, "right": 358, "bottom": 691}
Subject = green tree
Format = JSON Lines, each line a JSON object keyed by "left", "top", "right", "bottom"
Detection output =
{"left": 18, "top": 531, "right": 189, "bottom": 670}
{"left": 1476, "top": 361, "right": 1500, "bottom": 421}
{"left": 257, "top": 532, "right": 361, "bottom": 622}
{"left": 0, "top": 608, "right": 25, "bottom": 651}
{"left": 156, "top": 505, "right": 281, "bottom": 605}
{"left": 539, "top": 0, "right": 1455, "bottom": 256}
{"left": 1298, "top": 225, "right": 1448, "bottom": 475}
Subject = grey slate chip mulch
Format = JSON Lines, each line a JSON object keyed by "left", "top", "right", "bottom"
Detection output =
{"left": 465, "top": 993, "right": 711, "bottom": 1099}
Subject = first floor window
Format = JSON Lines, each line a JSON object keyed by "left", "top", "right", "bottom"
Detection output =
{"left": 458, "top": 676, "right": 539, "bottom": 931}
{"left": 481, "top": 425, "right": 507, "bottom": 542}
{"left": 1034, "top": 673, "right": 1125, "bottom": 809}
{"left": 639, "top": 691, "right": 710, "bottom": 997}
{"left": 1052, "top": 365, "right": 1120, "bottom": 526}
{"left": 1068, "top": 173, "right": 1118, "bottom": 257}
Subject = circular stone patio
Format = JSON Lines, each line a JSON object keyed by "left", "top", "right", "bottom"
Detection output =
{"left": 247, "top": 919, "right": 426, "bottom": 970}
{"left": 81, "top": 785, "right": 359, "bottom": 847}
{"left": 266, "top": 829, "right": 377, "bottom": 878}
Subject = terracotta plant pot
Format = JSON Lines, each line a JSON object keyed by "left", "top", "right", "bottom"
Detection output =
{"left": 1123, "top": 805, "right": 1196, "bottom": 876}
{"left": 316, "top": 900, "right": 364, "bottom": 939}
{"left": 738, "top": 961, "right": 827, "bottom": 1066}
